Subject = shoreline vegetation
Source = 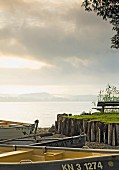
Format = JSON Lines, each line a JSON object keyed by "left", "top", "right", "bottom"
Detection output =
{"left": 67, "top": 112, "right": 119, "bottom": 124}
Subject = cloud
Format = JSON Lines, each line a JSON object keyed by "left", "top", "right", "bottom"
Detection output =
{"left": 0, "top": 0, "right": 113, "bottom": 59}
{"left": 0, "top": 0, "right": 118, "bottom": 94}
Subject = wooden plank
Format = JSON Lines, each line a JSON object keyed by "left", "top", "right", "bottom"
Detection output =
{"left": 97, "top": 102, "right": 119, "bottom": 106}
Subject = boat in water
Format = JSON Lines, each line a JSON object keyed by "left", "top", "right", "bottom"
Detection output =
{"left": 0, "top": 119, "right": 39, "bottom": 140}
{"left": 0, "top": 145, "right": 118, "bottom": 170}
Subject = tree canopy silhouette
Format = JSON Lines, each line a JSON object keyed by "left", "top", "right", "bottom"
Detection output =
{"left": 82, "top": 0, "right": 119, "bottom": 49}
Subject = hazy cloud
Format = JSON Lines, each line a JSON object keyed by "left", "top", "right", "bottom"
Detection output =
{"left": 0, "top": 0, "right": 118, "bottom": 94}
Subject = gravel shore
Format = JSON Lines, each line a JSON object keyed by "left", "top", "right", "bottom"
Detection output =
{"left": 85, "top": 142, "right": 119, "bottom": 149}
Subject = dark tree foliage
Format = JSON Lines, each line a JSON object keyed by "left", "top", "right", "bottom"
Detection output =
{"left": 82, "top": 0, "right": 119, "bottom": 49}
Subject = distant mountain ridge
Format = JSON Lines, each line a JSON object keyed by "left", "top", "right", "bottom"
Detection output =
{"left": 0, "top": 93, "right": 97, "bottom": 102}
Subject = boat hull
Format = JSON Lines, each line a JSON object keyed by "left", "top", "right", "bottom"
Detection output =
{"left": 31, "top": 134, "right": 86, "bottom": 148}
{"left": 0, "top": 124, "right": 35, "bottom": 139}
{"left": 0, "top": 134, "right": 86, "bottom": 148}
{"left": 0, "top": 120, "right": 37, "bottom": 140}
{"left": 0, "top": 153, "right": 118, "bottom": 170}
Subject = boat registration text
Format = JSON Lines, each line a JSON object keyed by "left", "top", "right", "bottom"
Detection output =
{"left": 62, "top": 161, "right": 103, "bottom": 170}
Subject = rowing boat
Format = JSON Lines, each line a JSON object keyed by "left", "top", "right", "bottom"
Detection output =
{"left": 30, "top": 134, "right": 86, "bottom": 148}
{"left": 0, "top": 145, "right": 118, "bottom": 170}
{"left": 0, "top": 120, "right": 38, "bottom": 140}
{"left": 0, "top": 134, "right": 86, "bottom": 148}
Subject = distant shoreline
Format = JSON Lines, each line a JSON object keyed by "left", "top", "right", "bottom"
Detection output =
{"left": 0, "top": 93, "right": 97, "bottom": 102}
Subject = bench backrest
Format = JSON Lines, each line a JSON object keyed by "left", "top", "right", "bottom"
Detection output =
{"left": 97, "top": 102, "right": 119, "bottom": 107}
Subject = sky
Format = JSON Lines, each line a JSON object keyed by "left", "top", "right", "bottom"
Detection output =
{"left": 0, "top": 0, "right": 118, "bottom": 95}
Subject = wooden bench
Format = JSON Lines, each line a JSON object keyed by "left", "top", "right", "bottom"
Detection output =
{"left": 93, "top": 101, "right": 119, "bottom": 112}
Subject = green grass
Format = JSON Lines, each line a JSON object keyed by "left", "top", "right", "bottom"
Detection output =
{"left": 66, "top": 112, "right": 119, "bottom": 124}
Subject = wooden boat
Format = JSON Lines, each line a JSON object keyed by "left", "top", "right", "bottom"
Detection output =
{"left": 30, "top": 134, "right": 86, "bottom": 148}
{"left": 0, "top": 145, "right": 119, "bottom": 170}
{"left": 0, "top": 119, "right": 39, "bottom": 140}
{"left": 0, "top": 134, "right": 86, "bottom": 148}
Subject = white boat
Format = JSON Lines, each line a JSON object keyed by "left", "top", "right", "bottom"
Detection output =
{"left": 0, "top": 120, "right": 38, "bottom": 140}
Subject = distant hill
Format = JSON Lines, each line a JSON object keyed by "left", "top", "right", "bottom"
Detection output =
{"left": 0, "top": 93, "right": 97, "bottom": 102}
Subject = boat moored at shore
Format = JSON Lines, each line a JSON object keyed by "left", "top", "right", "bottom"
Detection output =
{"left": 0, "top": 120, "right": 38, "bottom": 140}
{"left": 0, "top": 134, "right": 86, "bottom": 148}
{"left": 0, "top": 145, "right": 118, "bottom": 170}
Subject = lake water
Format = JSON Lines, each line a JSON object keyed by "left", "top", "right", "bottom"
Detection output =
{"left": 0, "top": 101, "right": 93, "bottom": 127}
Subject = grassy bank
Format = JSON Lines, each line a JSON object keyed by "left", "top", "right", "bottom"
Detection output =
{"left": 67, "top": 112, "right": 119, "bottom": 124}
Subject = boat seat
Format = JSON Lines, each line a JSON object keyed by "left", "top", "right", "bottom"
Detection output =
{"left": 31, "top": 155, "right": 45, "bottom": 161}
{"left": 44, "top": 152, "right": 63, "bottom": 161}
{"left": 0, "top": 150, "right": 33, "bottom": 162}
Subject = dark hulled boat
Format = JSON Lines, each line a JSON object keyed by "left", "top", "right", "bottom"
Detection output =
{"left": 0, "top": 134, "right": 86, "bottom": 148}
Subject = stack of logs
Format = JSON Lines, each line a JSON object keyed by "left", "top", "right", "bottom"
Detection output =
{"left": 55, "top": 113, "right": 119, "bottom": 146}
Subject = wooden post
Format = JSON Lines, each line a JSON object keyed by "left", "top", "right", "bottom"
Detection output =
{"left": 57, "top": 113, "right": 68, "bottom": 134}
{"left": 87, "top": 122, "right": 91, "bottom": 142}
{"left": 98, "top": 127, "right": 101, "bottom": 143}
{"left": 108, "top": 124, "right": 112, "bottom": 145}
{"left": 70, "top": 119, "right": 75, "bottom": 136}
{"left": 116, "top": 123, "right": 119, "bottom": 145}
{"left": 91, "top": 122, "right": 96, "bottom": 142}
{"left": 82, "top": 119, "right": 88, "bottom": 135}
{"left": 112, "top": 124, "right": 116, "bottom": 146}
{"left": 103, "top": 124, "right": 107, "bottom": 144}
{"left": 103, "top": 131, "right": 106, "bottom": 144}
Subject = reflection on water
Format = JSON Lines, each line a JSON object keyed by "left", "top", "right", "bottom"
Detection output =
{"left": 0, "top": 101, "right": 93, "bottom": 127}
